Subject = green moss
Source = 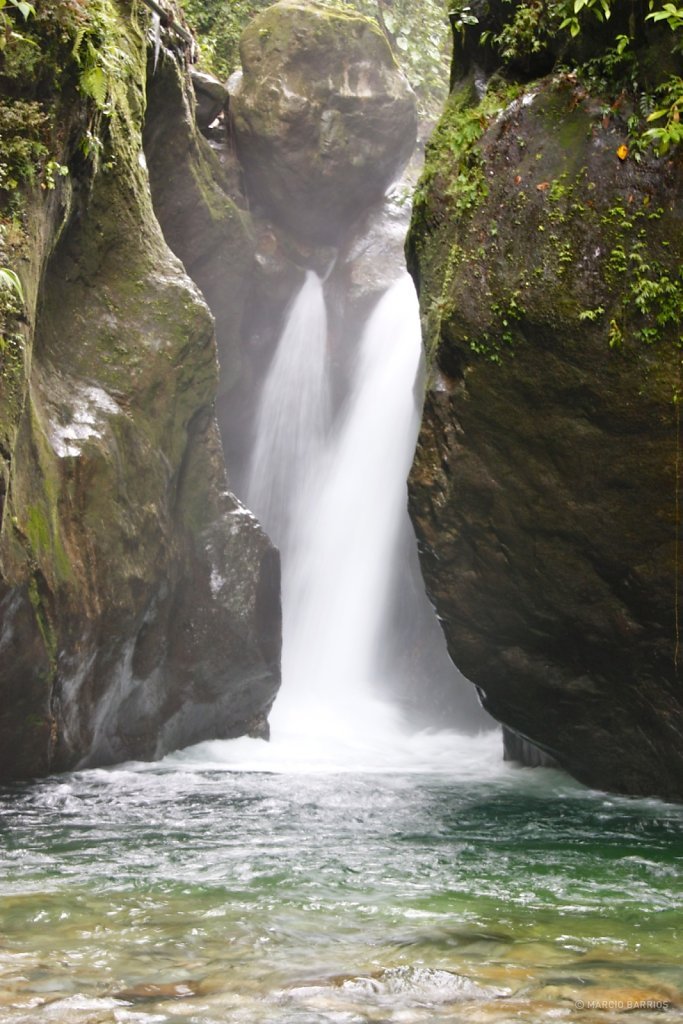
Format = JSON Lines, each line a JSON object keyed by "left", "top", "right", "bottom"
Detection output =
{"left": 415, "top": 77, "right": 524, "bottom": 223}
{"left": 27, "top": 575, "right": 57, "bottom": 670}
{"left": 23, "top": 501, "right": 71, "bottom": 583}
{"left": 409, "top": 69, "right": 681, "bottom": 387}
{"left": 13, "top": 408, "right": 73, "bottom": 586}
{"left": 24, "top": 713, "right": 49, "bottom": 730}
{"left": 599, "top": 202, "right": 683, "bottom": 350}
{"left": 0, "top": 100, "right": 52, "bottom": 195}
{"left": 242, "top": 1, "right": 389, "bottom": 72}
{"left": 25, "top": 504, "right": 50, "bottom": 556}
{"left": 411, "top": 78, "right": 525, "bottom": 358}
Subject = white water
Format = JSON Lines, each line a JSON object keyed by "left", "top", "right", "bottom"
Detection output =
{"left": 275, "top": 274, "right": 423, "bottom": 735}
{"left": 247, "top": 270, "right": 330, "bottom": 554}
{"left": 195, "top": 268, "right": 496, "bottom": 774}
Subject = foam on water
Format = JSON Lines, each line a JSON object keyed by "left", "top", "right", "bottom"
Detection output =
{"left": 165, "top": 724, "right": 504, "bottom": 776}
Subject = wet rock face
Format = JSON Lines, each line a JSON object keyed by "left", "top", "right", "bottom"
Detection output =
{"left": 0, "top": 22, "right": 281, "bottom": 780}
{"left": 143, "top": 54, "right": 256, "bottom": 484}
{"left": 231, "top": 0, "right": 417, "bottom": 244}
{"left": 408, "top": 78, "right": 683, "bottom": 799}
{"left": 190, "top": 68, "right": 229, "bottom": 128}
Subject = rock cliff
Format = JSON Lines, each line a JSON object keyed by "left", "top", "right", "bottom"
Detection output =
{"left": 0, "top": 1, "right": 280, "bottom": 778}
{"left": 407, "top": 13, "right": 683, "bottom": 797}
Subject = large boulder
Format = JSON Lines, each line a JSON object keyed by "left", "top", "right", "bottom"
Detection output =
{"left": 230, "top": 0, "right": 417, "bottom": 244}
{"left": 190, "top": 68, "right": 229, "bottom": 129}
{"left": 407, "top": 75, "right": 683, "bottom": 800}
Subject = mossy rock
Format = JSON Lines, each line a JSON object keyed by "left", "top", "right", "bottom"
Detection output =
{"left": 144, "top": 53, "right": 255, "bottom": 405}
{"left": 408, "top": 73, "right": 683, "bottom": 800}
{"left": 231, "top": 0, "right": 417, "bottom": 243}
{"left": 0, "top": 5, "right": 281, "bottom": 779}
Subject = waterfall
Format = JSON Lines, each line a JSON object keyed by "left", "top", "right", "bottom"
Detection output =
{"left": 247, "top": 270, "right": 330, "bottom": 554}
{"left": 273, "top": 274, "right": 422, "bottom": 738}
{"left": 245, "top": 269, "right": 427, "bottom": 748}
{"left": 185, "top": 263, "right": 491, "bottom": 770}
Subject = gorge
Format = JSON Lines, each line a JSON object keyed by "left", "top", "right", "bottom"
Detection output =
{"left": 0, "top": 0, "right": 682, "bottom": 1019}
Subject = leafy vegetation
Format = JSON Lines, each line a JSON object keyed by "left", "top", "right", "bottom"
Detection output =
{"left": 70, "top": 0, "right": 134, "bottom": 114}
{"left": 0, "top": 267, "right": 23, "bottom": 301}
{"left": 0, "top": 0, "right": 158, "bottom": 377}
{"left": 414, "top": 80, "right": 522, "bottom": 224}
{"left": 600, "top": 203, "right": 683, "bottom": 349}
{"left": 449, "top": 0, "right": 683, "bottom": 154}
{"left": 643, "top": 73, "right": 683, "bottom": 152}
{"left": 0, "top": 0, "right": 35, "bottom": 49}
{"left": 178, "top": 0, "right": 269, "bottom": 80}
{"left": 0, "top": 257, "right": 24, "bottom": 359}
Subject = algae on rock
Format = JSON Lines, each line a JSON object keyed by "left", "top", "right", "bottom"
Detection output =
{"left": 408, "top": 25, "right": 683, "bottom": 798}
{"left": 0, "top": 0, "right": 280, "bottom": 779}
{"left": 230, "top": 0, "right": 418, "bottom": 244}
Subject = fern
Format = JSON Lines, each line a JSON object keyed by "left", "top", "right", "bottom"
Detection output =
{"left": 71, "top": 25, "right": 87, "bottom": 59}
{"left": 80, "top": 63, "right": 108, "bottom": 108}
{"left": 70, "top": 1, "right": 133, "bottom": 115}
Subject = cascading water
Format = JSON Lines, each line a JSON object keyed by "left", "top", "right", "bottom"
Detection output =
{"left": 196, "top": 263, "right": 492, "bottom": 771}
{"left": 246, "top": 270, "right": 330, "bottom": 554}
{"left": 244, "top": 270, "right": 419, "bottom": 746}
{"left": 275, "top": 274, "right": 422, "bottom": 733}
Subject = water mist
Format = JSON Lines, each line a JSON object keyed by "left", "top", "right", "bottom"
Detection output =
{"left": 174, "top": 262, "right": 494, "bottom": 771}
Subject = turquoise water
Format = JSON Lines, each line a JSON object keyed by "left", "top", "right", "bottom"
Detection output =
{"left": 0, "top": 732, "right": 682, "bottom": 1023}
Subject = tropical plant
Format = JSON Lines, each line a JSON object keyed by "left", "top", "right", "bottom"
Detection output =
{"left": 450, "top": 0, "right": 683, "bottom": 154}
{"left": 0, "top": 0, "right": 35, "bottom": 48}
{"left": 0, "top": 267, "right": 23, "bottom": 302}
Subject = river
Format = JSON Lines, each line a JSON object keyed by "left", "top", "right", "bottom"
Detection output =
{"left": 0, "top": 730, "right": 681, "bottom": 1023}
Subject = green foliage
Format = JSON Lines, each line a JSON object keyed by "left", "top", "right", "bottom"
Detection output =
{"left": 368, "top": 0, "right": 451, "bottom": 117}
{"left": 644, "top": 74, "right": 683, "bottom": 153}
{"left": 413, "top": 80, "right": 524, "bottom": 358}
{"left": 578, "top": 305, "right": 606, "bottom": 322}
{"left": 608, "top": 318, "right": 623, "bottom": 348}
{"left": 450, "top": 2, "right": 478, "bottom": 35}
{"left": 599, "top": 203, "right": 682, "bottom": 350}
{"left": 646, "top": 2, "right": 683, "bottom": 32}
{"left": 450, "top": 0, "right": 683, "bottom": 153}
{"left": 0, "top": 234, "right": 25, "bottom": 363}
{"left": 560, "top": 0, "right": 613, "bottom": 39}
{"left": 456, "top": 286, "right": 528, "bottom": 363}
{"left": 1, "top": 0, "right": 35, "bottom": 18}
{"left": 0, "top": 100, "right": 51, "bottom": 194}
{"left": 0, "top": 267, "right": 23, "bottom": 302}
{"left": 488, "top": 0, "right": 563, "bottom": 63}
{"left": 0, "top": 0, "right": 35, "bottom": 51}
{"left": 415, "top": 81, "right": 522, "bottom": 222}
{"left": 0, "top": 0, "right": 144, "bottom": 183}
{"left": 70, "top": 0, "right": 134, "bottom": 116}
{"left": 453, "top": 0, "right": 680, "bottom": 54}
{"left": 179, "top": 0, "right": 268, "bottom": 80}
